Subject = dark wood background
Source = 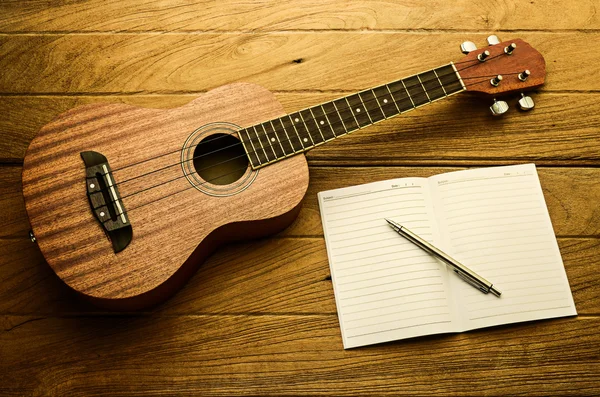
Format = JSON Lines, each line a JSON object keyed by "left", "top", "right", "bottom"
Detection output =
{"left": 1, "top": 1, "right": 599, "bottom": 395}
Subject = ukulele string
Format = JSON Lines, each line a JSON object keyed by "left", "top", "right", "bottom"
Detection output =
{"left": 102, "top": 51, "right": 510, "bottom": 182}
{"left": 96, "top": 68, "right": 505, "bottom": 210}
{"left": 101, "top": 66, "right": 471, "bottom": 184}
{"left": 104, "top": 74, "right": 496, "bottom": 221}
{"left": 96, "top": 65, "right": 515, "bottom": 211}
{"left": 94, "top": 62, "right": 502, "bottom": 199}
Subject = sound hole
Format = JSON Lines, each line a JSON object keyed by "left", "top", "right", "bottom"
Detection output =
{"left": 192, "top": 133, "right": 248, "bottom": 185}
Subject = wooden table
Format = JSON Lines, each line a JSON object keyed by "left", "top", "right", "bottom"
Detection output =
{"left": 1, "top": 1, "right": 599, "bottom": 395}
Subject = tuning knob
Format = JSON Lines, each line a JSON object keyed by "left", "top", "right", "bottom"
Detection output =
{"left": 490, "top": 99, "right": 509, "bottom": 116}
{"left": 490, "top": 75, "right": 503, "bottom": 87}
{"left": 518, "top": 93, "right": 535, "bottom": 111}
{"left": 504, "top": 43, "right": 517, "bottom": 55}
{"left": 487, "top": 35, "right": 501, "bottom": 45}
{"left": 518, "top": 70, "right": 531, "bottom": 81}
{"left": 460, "top": 41, "right": 477, "bottom": 54}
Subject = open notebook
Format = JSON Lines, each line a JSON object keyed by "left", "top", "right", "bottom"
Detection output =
{"left": 318, "top": 164, "right": 577, "bottom": 349}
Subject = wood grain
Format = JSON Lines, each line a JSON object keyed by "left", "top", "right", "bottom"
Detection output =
{"left": 4, "top": 166, "right": 600, "bottom": 240}
{"left": 21, "top": 83, "right": 309, "bottom": 308}
{"left": 2, "top": 93, "right": 600, "bottom": 165}
{"left": 0, "top": 33, "right": 596, "bottom": 94}
{"left": 1, "top": 315, "right": 598, "bottom": 396}
{"left": 1, "top": 235, "right": 598, "bottom": 316}
{"left": 2, "top": 0, "right": 599, "bottom": 395}
{"left": 1, "top": 0, "right": 598, "bottom": 32}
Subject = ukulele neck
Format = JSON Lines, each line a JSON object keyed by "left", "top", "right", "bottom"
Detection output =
{"left": 239, "top": 62, "right": 465, "bottom": 169}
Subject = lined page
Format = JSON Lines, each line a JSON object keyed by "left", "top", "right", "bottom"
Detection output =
{"left": 318, "top": 178, "right": 457, "bottom": 349}
{"left": 430, "top": 164, "right": 577, "bottom": 331}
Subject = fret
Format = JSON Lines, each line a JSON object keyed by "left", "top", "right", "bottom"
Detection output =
{"left": 387, "top": 80, "right": 414, "bottom": 112}
{"left": 432, "top": 69, "right": 448, "bottom": 96}
{"left": 247, "top": 127, "right": 269, "bottom": 165}
{"left": 357, "top": 94, "right": 373, "bottom": 123}
{"left": 261, "top": 122, "right": 285, "bottom": 159}
{"left": 404, "top": 75, "right": 430, "bottom": 107}
{"left": 345, "top": 94, "right": 371, "bottom": 128}
{"left": 374, "top": 84, "right": 401, "bottom": 118}
{"left": 310, "top": 106, "right": 336, "bottom": 141}
{"left": 332, "top": 98, "right": 359, "bottom": 132}
{"left": 284, "top": 114, "right": 312, "bottom": 149}
{"left": 270, "top": 120, "right": 293, "bottom": 156}
{"left": 239, "top": 128, "right": 262, "bottom": 167}
{"left": 420, "top": 70, "right": 446, "bottom": 101}
{"left": 358, "top": 90, "right": 386, "bottom": 122}
{"left": 437, "top": 64, "right": 464, "bottom": 94}
{"left": 275, "top": 117, "right": 303, "bottom": 153}
{"left": 243, "top": 63, "right": 465, "bottom": 168}
{"left": 254, "top": 124, "right": 277, "bottom": 162}
{"left": 299, "top": 109, "right": 325, "bottom": 145}
{"left": 322, "top": 102, "right": 347, "bottom": 136}
{"left": 416, "top": 74, "right": 432, "bottom": 102}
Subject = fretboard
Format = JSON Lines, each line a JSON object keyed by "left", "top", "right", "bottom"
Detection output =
{"left": 239, "top": 63, "right": 465, "bottom": 169}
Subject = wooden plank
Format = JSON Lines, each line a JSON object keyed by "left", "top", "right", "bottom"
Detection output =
{"left": 1, "top": 315, "right": 598, "bottom": 396}
{"left": 3, "top": 165, "right": 599, "bottom": 240}
{"left": 0, "top": 33, "right": 595, "bottom": 94}
{"left": 1, "top": 232, "right": 598, "bottom": 315}
{"left": 291, "top": 167, "right": 600, "bottom": 237}
{"left": 1, "top": 0, "right": 598, "bottom": 32}
{"left": 2, "top": 93, "right": 600, "bottom": 165}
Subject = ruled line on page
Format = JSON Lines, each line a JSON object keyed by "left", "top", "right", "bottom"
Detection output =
{"left": 321, "top": 185, "right": 422, "bottom": 202}
{"left": 468, "top": 305, "right": 572, "bottom": 321}
{"left": 319, "top": 179, "right": 457, "bottom": 347}
{"left": 345, "top": 315, "right": 451, "bottom": 336}
{"left": 345, "top": 304, "right": 450, "bottom": 325}
{"left": 337, "top": 265, "right": 440, "bottom": 285}
{"left": 328, "top": 222, "right": 430, "bottom": 238}
{"left": 430, "top": 164, "right": 576, "bottom": 330}
{"left": 327, "top": 214, "right": 429, "bottom": 229}
{"left": 346, "top": 320, "right": 452, "bottom": 339}
{"left": 334, "top": 255, "right": 434, "bottom": 275}
{"left": 337, "top": 273, "right": 443, "bottom": 294}
{"left": 344, "top": 296, "right": 448, "bottom": 316}
{"left": 341, "top": 288, "right": 446, "bottom": 309}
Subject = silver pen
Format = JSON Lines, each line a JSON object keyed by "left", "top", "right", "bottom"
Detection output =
{"left": 385, "top": 219, "right": 501, "bottom": 297}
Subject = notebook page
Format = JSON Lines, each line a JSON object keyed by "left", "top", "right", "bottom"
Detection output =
{"left": 318, "top": 178, "right": 457, "bottom": 348}
{"left": 430, "top": 164, "right": 577, "bottom": 331}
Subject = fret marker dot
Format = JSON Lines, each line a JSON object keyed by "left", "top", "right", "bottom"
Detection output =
{"left": 383, "top": 99, "right": 388, "bottom": 104}
{"left": 356, "top": 108, "right": 361, "bottom": 112}
{"left": 270, "top": 137, "right": 275, "bottom": 142}
{"left": 319, "top": 120, "right": 324, "bottom": 125}
{"left": 303, "top": 138, "right": 308, "bottom": 143}
{"left": 294, "top": 118, "right": 299, "bottom": 122}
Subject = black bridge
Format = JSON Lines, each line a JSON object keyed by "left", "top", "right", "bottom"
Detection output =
{"left": 81, "top": 151, "right": 132, "bottom": 253}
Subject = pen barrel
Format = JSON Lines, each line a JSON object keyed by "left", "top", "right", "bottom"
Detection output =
{"left": 398, "top": 226, "right": 497, "bottom": 294}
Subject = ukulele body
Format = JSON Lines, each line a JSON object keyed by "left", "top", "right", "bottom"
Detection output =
{"left": 22, "top": 83, "right": 309, "bottom": 310}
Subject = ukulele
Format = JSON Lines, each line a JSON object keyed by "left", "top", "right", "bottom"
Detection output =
{"left": 22, "top": 37, "right": 545, "bottom": 310}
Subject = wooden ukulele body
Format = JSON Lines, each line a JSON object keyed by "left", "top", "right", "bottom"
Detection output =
{"left": 22, "top": 83, "right": 309, "bottom": 310}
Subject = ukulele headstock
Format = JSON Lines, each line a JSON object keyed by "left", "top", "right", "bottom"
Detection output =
{"left": 456, "top": 37, "right": 545, "bottom": 115}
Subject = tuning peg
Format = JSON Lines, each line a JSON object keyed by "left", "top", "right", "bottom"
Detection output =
{"left": 490, "top": 99, "right": 509, "bottom": 116}
{"left": 490, "top": 75, "right": 503, "bottom": 87}
{"left": 518, "top": 70, "right": 531, "bottom": 81}
{"left": 477, "top": 50, "right": 490, "bottom": 62}
{"left": 460, "top": 41, "right": 477, "bottom": 54}
{"left": 487, "top": 35, "right": 501, "bottom": 45}
{"left": 518, "top": 93, "right": 535, "bottom": 111}
{"left": 504, "top": 43, "right": 517, "bottom": 55}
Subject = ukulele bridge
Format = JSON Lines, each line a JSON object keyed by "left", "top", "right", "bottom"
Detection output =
{"left": 81, "top": 151, "right": 132, "bottom": 253}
